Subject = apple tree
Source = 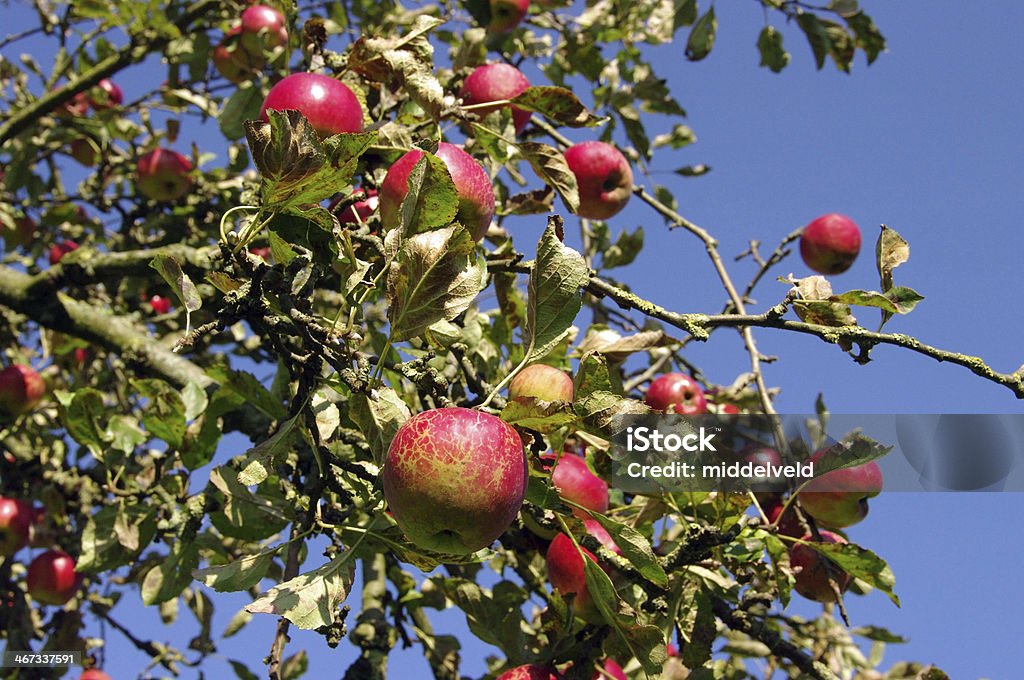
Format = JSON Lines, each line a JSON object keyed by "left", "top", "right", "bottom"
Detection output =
{"left": 1, "top": 1, "right": 1016, "bottom": 678}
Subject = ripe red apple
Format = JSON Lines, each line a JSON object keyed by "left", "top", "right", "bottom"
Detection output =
{"left": 88, "top": 78, "right": 123, "bottom": 109}
{"left": 545, "top": 519, "right": 618, "bottom": 615}
{"left": 0, "top": 364, "right": 46, "bottom": 416}
{"left": 497, "top": 665, "right": 560, "bottom": 680}
{"left": 136, "top": 148, "right": 193, "bottom": 202}
{"left": 0, "top": 498, "right": 32, "bottom": 556}
{"left": 260, "top": 73, "right": 364, "bottom": 138}
{"left": 149, "top": 295, "right": 172, "bottom": 315}
{"left": 564, "top": 141, "right": 633, "bottom": 220}
{"left": 591, "top": 659, "right": 627, "bottom": 680}
{"left": 26, "top": 549, "right": 79, "bottom": 605}
{"left": 74, "top": 347, "right": 90, "bottom": 366}
{"left": 80, "top": 670, "right": 113, "bottom": 680}
{"left": 799, "top": 213, "right": 861, "bottom": 275}
{"left": 2, "top": 216, "right": 36, "bottom": 249}
{"left": 379, "top": 143, "right": 496, "bottom": 240}
{"left": 541, "top": 453, "right": 609, "bottom": 517}
{"left": 334, "top": 188, "right": 379, "bottom": 225}
{"left": 645, "top": 373, "right": 707, "bottom": 415}
{"left": 789, "top": 531, "right": 851, "bottom": 603}
{"left": 763, "top": 498, "right": 804, "bottom": 538}
{"left": 797, "top": 449, "right": 883, "bottom": 528}
{"left": 383, "top": 407, "right": 527, "bottom": 554}
{"left": 460, "top": 63, "right": 532, "bottom": 133}
{"left": 68, "top": 138, "right": 99, "bottom": 166}
{"left": 488, "top": 0, "right": 530, "bottom": 33}
{"left": 239, "top": 5, "right": 289, "bottom": 56}
{"left": 49, "top": 240, "right": 79, "bottom": 265}
{"left": 508, "top": 364, "right": 573, "bottom": 403}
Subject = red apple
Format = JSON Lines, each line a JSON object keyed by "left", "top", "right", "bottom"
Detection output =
{"left": 249, "top": 246, "right": 272, "bottom": 261}
{"left": 591, "top": 659, "right": 627, "bottom": 680}
{"left": 564, "top": 141, "right": 633, "bottom": 220}
{"left": 763, "top": 499, "right": 804, "bottom": 538}
{"left": 0, "top": 498, "right": 32, "bottom": 556}
{"left": 56, "top": 90, "right": 90, "bottom": 118}
{"left": 460, "top": 63, "right": 532, "bottom": 133}
{"left": 508, "top": 364, "right": 573, "bottom": 403}
{"left": 74, "top": 347, "right": 90, "bottom": 366}
{"left": 2, "top": 215, "right": 35, "bottom": 249}
{"left": 88, "top": 78, "right": 123, "bottom": 109}
{"left": 383, "top": 407, "right": 527, "bottom": 554}
{"left": 541, "top": 453, "right": 609, "bottom": 517}
{"left": 68, "top": 138, "right": 99, "bottom": 167}
{"left": 136, "top": 148, "right": 193, "bottom": 202}
{"left": 799, "top": 213, "right": 861, "bottom": 275}
{"left": 645, "top": 373, "right": 706, "bottom": 415}
{"left": 213, "top": 27, "right": 265, "bottom": 84}
{"left": 379, "top": 142, "right": 496, "bottom": 240}
{"left": 239, "top": 5, "right": 289, "bottom": 56}
{"left": 49, "top": 240, "right": 79, "bottom": 265}
{"left": 260, "top": 73, "right": 364, "bottom": 137}
{"left": 789, "top": 531, "right": 851, "bottom": 603}
{"left": 497, "top": 665, "right": 560, "bottom": 680}
{"left": 149, "top": 295, "right": 172, "bottom": 315}
{"left": 80, "top": 670, "right": 113, "bottom": 680}
{"left": 545, "top": 519, "right": 618, "bottom": 615}
{"left": 488, "top": 0, "right": 530, "bottom": 33}
{"left": 0, "top": 364, "right": 46, "bottom": 416}
{"left": 334, "top": 188, "right": 379, "bottom": 225}
{"left": 26, "top": 549, "right": 79, "bottom": 605}
{"left": 797, "top": 448, "right": 883, "bottom": 528}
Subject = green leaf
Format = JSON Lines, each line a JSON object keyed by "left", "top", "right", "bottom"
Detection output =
{"left": 150, "top": 254, "right": 201, "bottom": 313}
{"left": 132, "top": 378, "right": 187, "bottom": 449}
{"left": 347, "top": 387, "right": 411, "bottom": 465}
{"left": 386, "top": 224, "right": 487, "bottom": 342}
{"left": 440, "top": 578, "right": 528, "bottom": 649}
{"left": 510, "top": 86, "right": 603, "bottom": 127}
{"left": 78, "top": 504, "right": 157, "bottom": 572}
{"left": 601, "top": 226, "right": 644, "bottom": 269}
{"left": 586, "top": 513, "right": 668, "bottom": 588}
{"left": 209, "top": 467, "right": 290, "bottom": 540}
{"left": 391, "top": 154, "right": 460, "bottom": 236}
{"left": 142, "top": 541, "right": 199, "bottom": 605}
{"left": 218, "top": 83, "right": 264, "bottom": 141}
{"left": 757, "top": 26, "right": 791, "bottom": 73}
{"left": 831, "top": 287, "right": 923, "bottom": 315}
{"left": 237, "top": 415, "right": 300, "bottom": 486}
{"left": 61, "top": 388, "right": 107, "bottom": 458}
{"left": 846, "top": 11, "right": 886, "bottom": 64}
{"left": 500, "top": 399, "right": 578, "bottom": 433}
{"left": 673, "top": 0, "right": 698, "bottom": 29}
{"left": 876, "top": 224, "right": 909, "bottom": 292}
{"left": 268, "top": 230, "right": 298, "bottom": 265}
{"left": 652, "top": 124, "right": 697, "bottom": 150}
{"left": 573, "top": 352, "right": 616, "bottom": 401}
{"left": 193, "top": 552, "right": 274, "bottom": 593}
{"left": 246, "top": 554, "right": 356, "bottom": 630}
{"left": 525, "top": 217, "right": 589, "bottom": 362}
{"left": 519, "top": 142, "right": 580, "bottom": 214}
{"left": 677, "top": 581, "right": 714, "bottom": 668}
{"left": 804, "top": 540, "right": 900, "bottom": 606}
{"left": 797, "top": 12, "right": 832, "bottom": 69}
{"left": 804, "top": 434, "right": 893, "bottom": 476}
{"left": 575, "top": 390, "right": 651, "bottom": 434}
{"left": 685, "top": 7, "right": 717, "bottom": 61}
{"left": 206, "top": 364, "right": 288, "bottom": 420}
{"left": 246, "top": 109, "right": 376, "bottom": 209}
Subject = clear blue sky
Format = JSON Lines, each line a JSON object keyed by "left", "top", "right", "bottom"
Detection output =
{"left": 4, "top": 2, "right": 1023, "bottom": 678}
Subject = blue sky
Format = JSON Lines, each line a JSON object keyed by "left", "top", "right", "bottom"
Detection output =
{"left": 4, "top": 2, "right": 1023, "bottom": 678}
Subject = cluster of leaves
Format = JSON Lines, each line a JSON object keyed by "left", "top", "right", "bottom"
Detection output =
{"left": 0, "top": 1, "right": 961, "bottom": 680}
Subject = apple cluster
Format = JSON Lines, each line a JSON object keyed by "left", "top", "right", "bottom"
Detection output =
{"left": 0, "top": 497, "right": 82, "bottom": 607}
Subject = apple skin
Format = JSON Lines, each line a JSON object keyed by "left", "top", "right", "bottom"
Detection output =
{"left": 334, "top": 188, "right": 379, "bottom": 225}
{"left": 460, "top": 63, "right": 532, "bottom": 133}
{"left": 563, "top": 141, "right": 633, "bottom": 220}
{"left": 383, "top": 407, "right": 527, "bottom": 554}
{"left": 645, "top": 373, "right": 707, "bottom": 415}
{"left": 789, "top": 530, "right": 851, "bottom": 603}
{"left": 260, "top": 73, "right": 364, "bottom": 137}
{"left": 591, "top": 659, "right": 627, "bottom": 680}
{"left": 0, "top": 364, "right": 46, "bottom": 417}
{"left": 213, "top": 27, "right": 264, "bottom": 84}
{"left": 68, "top": 138, "right": 99, "bottom": 167}
{"left": 2, "top": 216, "right": 36, "bottom": 249}
{"left": 508, "top": 364, "right": 573, "bottom": 403}
{"left": 26, "top": 549, "right": 80, "bottom": 605}
{"left": 497, "top": 665, "right": 561, "bottom": 680}
{"left": 379, "top": 143, "right": 496, "bottom": 240}
{"left": 488, "top": 0, "right": 530, "bottom": 33}
{"left": 136, "top": 148, "right": 193, "bottom": 202}
{"left": 149, "top": 295, "right": 172, "bottom": 315}
{"left": 541, "top": 452, "right": 609, "bottom": 517}
{"left": 89, "top": 78, "right": 123, "bottom": 109}
{"left": 49, "top": 240, "right": 79, "bottom": 265}
{"left": 239, "top": 5, "right": 289, "bottom": 56}
{"left": 763, "top": 498, "right": 804, "bottom": 538}
{"left": 797, "top": 449, "right": 883, "bottom": 528}
{"left": 80, "top": 670, "right": 113, "bottom": 680}
{"left": 799, "top": 213, "right": 861, "bottom": 275}
{"left": 0, "top": 498, "right": 33, "bottom": 556}
{"left": 545, "top": 519, "right": 618, "bottom": 616}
